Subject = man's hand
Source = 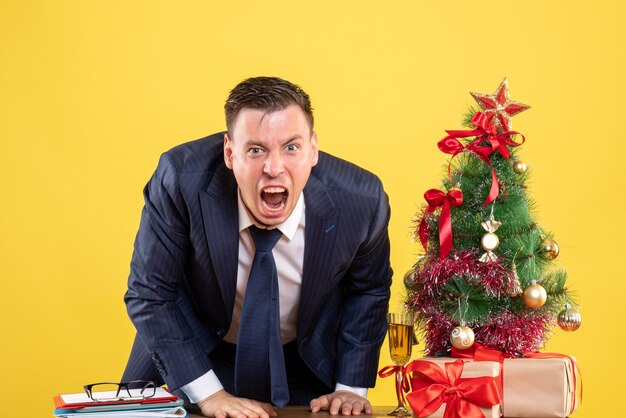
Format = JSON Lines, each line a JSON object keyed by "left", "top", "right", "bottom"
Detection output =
{"left": 310, "top": 390, "right": 372, "bottom": 416}
{"left": 198, "top": 389, "right": 277, "bottom": 418}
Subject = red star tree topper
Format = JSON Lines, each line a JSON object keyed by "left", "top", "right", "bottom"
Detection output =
{"left": 470, "top": 78, "right": 531, "bottom": 132}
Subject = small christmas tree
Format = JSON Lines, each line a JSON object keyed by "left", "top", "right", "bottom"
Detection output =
{"left": 405, "top": 78, "right": 582, "bottom": 357}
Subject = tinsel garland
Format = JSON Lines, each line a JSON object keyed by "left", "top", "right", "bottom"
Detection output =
{"left": 478, "top": 311, "right": 554, "bottom": 355}
{"left": 406, "top": 250, "right": 554, "bottom": 356}
{"left": 406, "top": 250, "right": 516, "bottom": 301}
{"left": 421, "top": 310, "right": 554, "bottom": 356}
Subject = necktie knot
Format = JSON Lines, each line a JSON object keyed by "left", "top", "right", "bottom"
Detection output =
{"left": 249, "top": 225, "right": 282, "bottom": 252}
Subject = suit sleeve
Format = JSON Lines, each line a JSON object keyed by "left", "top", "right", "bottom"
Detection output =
{"left": 124, "top": 152, "right": 212, "bottom": 391}
{"left": 335, "top": 180, "right": 393, "bottom": 387}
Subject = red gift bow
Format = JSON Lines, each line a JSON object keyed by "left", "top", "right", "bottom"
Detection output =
{"left": 418, "top": 188, "right": 463, "bottom": 259}
{"left": 404, "top": 359, "right": 500, "bottom": 418}
{"left": 451, "top": 343, "right": 508, "bottom": 413}
{"left": 438, "top": 112, "right": 526, "bottom": 206}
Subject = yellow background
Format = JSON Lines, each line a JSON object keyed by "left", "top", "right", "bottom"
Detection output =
{"left": 1, "top": 1, "right": 624, "bottom": 416}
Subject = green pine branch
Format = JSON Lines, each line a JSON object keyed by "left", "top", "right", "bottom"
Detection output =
{"left": 441, "top": 275, "right": 499, "bottom": 324}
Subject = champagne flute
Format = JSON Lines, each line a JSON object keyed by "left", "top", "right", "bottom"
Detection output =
{"left": 386, "top": 312, "right": 414, "bottom": 416}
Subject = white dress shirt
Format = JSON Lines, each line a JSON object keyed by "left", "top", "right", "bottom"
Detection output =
{"left": 181, "top": 191, "right": 367, "bottom": 403}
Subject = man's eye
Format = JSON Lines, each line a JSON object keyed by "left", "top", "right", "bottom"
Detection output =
{"left": 285, "top": 144, "right": 299, "bottom": 152}
{"left": 248, "top": 148, "right": 263, "bottom": 155}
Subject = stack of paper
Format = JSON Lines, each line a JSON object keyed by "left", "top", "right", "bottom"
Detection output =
{"left": 53, "top": 387, "right": 187, "bottom": 417}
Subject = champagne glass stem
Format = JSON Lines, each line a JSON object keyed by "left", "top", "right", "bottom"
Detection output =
{"left": 395, "top": 368, "right": 405, "bottom": 409}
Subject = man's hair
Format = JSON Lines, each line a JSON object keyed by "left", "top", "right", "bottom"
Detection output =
{"left": 225, "top": 76, "right": 314, "bottom": 132}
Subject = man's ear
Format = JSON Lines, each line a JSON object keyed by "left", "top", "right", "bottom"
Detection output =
{"left": 310, "top": 131, "right": 319, "bottom": 166}
{"left": 224, "top": 133, "right": 234, "bottom": 169}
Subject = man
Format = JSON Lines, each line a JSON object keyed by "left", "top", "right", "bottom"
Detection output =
{"left": 123, "top": 77, "right": 392, "bottom": 418}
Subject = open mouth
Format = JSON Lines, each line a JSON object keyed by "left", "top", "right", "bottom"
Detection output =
{"left": 261, "top": 187, "right": 288, "bottom": 213}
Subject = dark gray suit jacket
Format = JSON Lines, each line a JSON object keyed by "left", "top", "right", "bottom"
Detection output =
{"left": 124, "top": 132, "right": 392, "bottom": 392}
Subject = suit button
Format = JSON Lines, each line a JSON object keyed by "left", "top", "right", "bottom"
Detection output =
{"left": 150, "top": 352, "right": 158, "bottom": 360}
{"left": 216, "top": 329, "right": 225, "bottom": 337}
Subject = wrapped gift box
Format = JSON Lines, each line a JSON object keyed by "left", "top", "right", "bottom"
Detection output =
{"left": 406, "top": 357, "right": 502, "bottom": 418}
{"left": 503, "top": 356, "right": 579, "bottom": 418}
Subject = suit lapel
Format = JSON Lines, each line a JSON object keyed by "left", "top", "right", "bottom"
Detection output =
{"left": 199, "top": 163, "right": 239, "bottom": 322}
{"left": 298, "top": 175, "right": 341, "bottom": 339}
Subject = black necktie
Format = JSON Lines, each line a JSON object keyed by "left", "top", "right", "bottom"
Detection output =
{"left": 234, "top": 225, "right": 289, "bottom": 407}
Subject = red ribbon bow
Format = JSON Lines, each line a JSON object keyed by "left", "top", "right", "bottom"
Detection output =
{"left": 404, "top": 359, "right": 501, "bottom": 418}
{"left": 378, "top": 365, "right": 411, "bottom": 406}
{"left": 378, "top": 365, "right": 411, "bottom": 391}
{"left": 477, "top": 113, "right": 526, "bottom": 159}
{"left": 437, "top": 112, "right": 526, "bottom": 206}
{"left": 418, "top": 188, "right": 463, "bottom": 259}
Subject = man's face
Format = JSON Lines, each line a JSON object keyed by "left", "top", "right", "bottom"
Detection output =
{"left": 224, "top": 105, "right": 319, "bottom": 227}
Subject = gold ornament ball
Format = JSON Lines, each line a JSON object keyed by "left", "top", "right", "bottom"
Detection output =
{"left": 403, "top": 268, "right": 418, "bottom": 290}
{"left": 449, "top": 185, "right": 462, "bottom": 192}
{"left": 540, "top": 238, "right": 560, "bottom": 260}
{"left": 558, "top": 308, "right": 582, "bottom": 331}
{"left": 450, "top": 325, "right": 475, "bottom": 349}
{"left": 513, "top": 160, "right": 528, "bottom": 174}
{"left": 481, "top": 232, "right": 500, "bottom": 252}
{"left": 523, "top": 283, "right": 547, "bottom": 308}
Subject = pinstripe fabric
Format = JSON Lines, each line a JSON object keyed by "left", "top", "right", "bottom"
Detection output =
{"left": 123, "top": 132, "right": 392, "bottom": 394}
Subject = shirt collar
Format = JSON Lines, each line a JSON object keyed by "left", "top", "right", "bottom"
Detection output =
{"left": 237, "top": 190, "right": 305, "bottom": 241}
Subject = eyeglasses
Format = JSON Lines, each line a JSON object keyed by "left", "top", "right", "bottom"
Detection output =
{"left": 84, "top": 380, "right": 156, "bottom": 402}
